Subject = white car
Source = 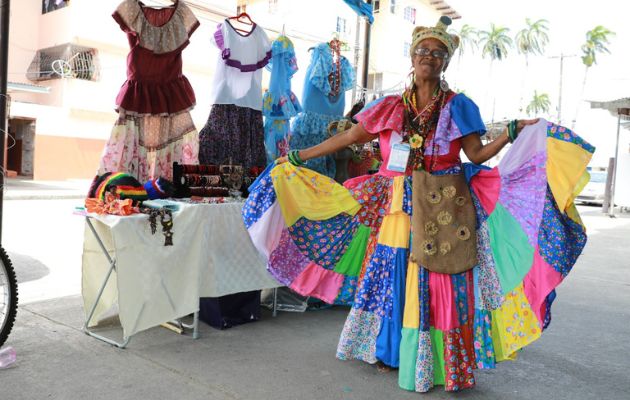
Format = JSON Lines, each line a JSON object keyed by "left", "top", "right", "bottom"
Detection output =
{"left": 577, "top": 171, "right": 607, "bottom": 205}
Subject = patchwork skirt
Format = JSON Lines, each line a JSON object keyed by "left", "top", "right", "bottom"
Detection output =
{"left": 243, "top": 122, "right": 594, "bottom": 392}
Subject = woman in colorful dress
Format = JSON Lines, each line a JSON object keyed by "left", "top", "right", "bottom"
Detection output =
{"left": 243, "top": 16, "right": 594, "bottom": 393}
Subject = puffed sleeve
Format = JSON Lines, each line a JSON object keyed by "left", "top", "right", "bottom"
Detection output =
{"left": 449, "top": 94, "right": 486, "bottom": 137}
{"left": 354, "top": 95, "right": 405, "bottom": 135}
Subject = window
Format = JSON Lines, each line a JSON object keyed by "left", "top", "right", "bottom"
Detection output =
{"left": 367, "top": 73, "right": 383, "bottom": 92}
{"left": 403, "top": 6, "right": 416, "bottom": 24}
{"left": 268, "top": 0, "right": 278, "bottom": 13}
{"left": 390, "top": 0, "right": 396, "bottom": 13}
{"left": 373, "top": 0, "right": 380, "bottom": 13}
{"left": 27, "top": 44, "right": 100, "bottom": 82}
{"left": 336, "top": 17, "right": 347, "bottom": 34}
{"left": 42, "top": 0, "right": 69, "bottom": 14}
{"left": 403, "top": 41, "right": 411, "bottom": 57}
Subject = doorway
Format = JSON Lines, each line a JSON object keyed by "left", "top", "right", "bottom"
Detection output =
{"left": 6, "top": 118, "right": 36, "bottom": 178}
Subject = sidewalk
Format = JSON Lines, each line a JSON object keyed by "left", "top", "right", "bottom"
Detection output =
{"left": 0, "top": 204, "right": 629, "bottom": 399}
{"left": 2, "top": 177, "right": 92, "bottom": 200}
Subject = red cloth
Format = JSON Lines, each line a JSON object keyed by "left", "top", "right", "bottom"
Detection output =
{"left": 112, "top": 4, "right": 199, "bottom": 115}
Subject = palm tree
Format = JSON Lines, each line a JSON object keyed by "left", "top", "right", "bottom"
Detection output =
{"left": 572, "top": 25, "right": 615, "bottom": 129}
{"left": 515, "top": 18, "right": 549, "bottom": 115}
{"left": 450, "top": 24, "right": 478, "bottom": 88}
{"left": 526, "top": 91, "right": 551, "bottom": 116}
{"left": 478, "top": 24, "right": 513, "bottom": 123}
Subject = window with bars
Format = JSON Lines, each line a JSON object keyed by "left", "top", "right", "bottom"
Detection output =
{"left": 368, "top": 73, "right": 383, "bottom": 92}
{"left": 403, "top": 6, "right": 416, "bottom": 24}
{"left": 390, "top": 0, "right": 396, "bottom": 13}
{"left": 42, "top": 0, "right": 69, "bottom": 14}
{"left": 336, "top": 17, "right": 347, "bottom": 34}
{"left": 27, "top": 44, "right": 99, "bottom": 82}
{"left": 403, "top": 41, "right": 411, "bottom": 57}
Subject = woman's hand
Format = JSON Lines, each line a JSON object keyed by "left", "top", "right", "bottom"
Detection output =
{"left": 275, "top": 156, "right": 288, "bottom": 165}
{"left": 516, "top": 118, "right": 539, "bottom": 134}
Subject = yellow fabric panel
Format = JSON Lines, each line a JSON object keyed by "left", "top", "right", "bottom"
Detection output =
{"left": 402, "top": 260, "right": 420, "bottom": 329}
{"left": 271, "top": 163, "right": 361, "bottom": 226}
{"left": 377, "top": 214, "right": 410, "bottom": 248}
{"left": 491, "top": 283, "right": 541, "bottom": 360}
{"left": 547, "top": 138, "right": 593, "bottom": 213}
{"left": 390, "top": 176, "right": 405, "bottom": 214}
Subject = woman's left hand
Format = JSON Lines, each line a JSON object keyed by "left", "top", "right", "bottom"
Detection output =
{"left": 516, "top": 119, "right": 539, "bottom": 134}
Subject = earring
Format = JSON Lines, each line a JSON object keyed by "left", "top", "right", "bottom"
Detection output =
{"left": 439, "top": 72, "right": 449, "bottom": 92}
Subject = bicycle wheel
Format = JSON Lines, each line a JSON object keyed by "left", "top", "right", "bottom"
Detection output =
{"left": 0, "top": 246, "right": 18, "bottom": 347}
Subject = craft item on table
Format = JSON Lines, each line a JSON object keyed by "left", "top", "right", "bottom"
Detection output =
{"left": 142, "top": 199, "right": 181, "bottom": 212}
{"left": 140, "top": 207, "right": 174, "bottom": 246}
{"left": 87, "top": 172, "right": 148, "bottom": 204}
{"left": 85, "top": 192, "right": 139, "bottom": 216}
{"left": 144, "top": 177, "right": 175, "bottom": 200}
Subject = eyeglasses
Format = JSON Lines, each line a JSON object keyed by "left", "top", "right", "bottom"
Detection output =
{"left": 413, "top": 47, "right": 449, "bottom": 59}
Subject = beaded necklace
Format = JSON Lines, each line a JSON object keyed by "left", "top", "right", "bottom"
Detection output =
{"left": 402, "top": 85, "right": 446, "bottom": 172}
{"left": 328, "top": 39, "right": 342, "bottom": 98}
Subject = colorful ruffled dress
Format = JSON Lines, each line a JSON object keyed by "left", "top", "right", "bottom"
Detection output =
{"left": 99, "top": 0, "right": 200, "bottom": 182}
{"left": 199, "top": 19, "right": 271, "bottom": 170}
{"left": 243, "top": 93, "right": 595, "bottom": 392}
{"left": 262, "top": 35, "right": 302, "bottom": 163}
{"left": 290, "top": 43, "right": 355, "bottom": 178}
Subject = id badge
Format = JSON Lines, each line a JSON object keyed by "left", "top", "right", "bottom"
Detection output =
{"left": 386, "top": 143, "right": 410, "bottom": 172}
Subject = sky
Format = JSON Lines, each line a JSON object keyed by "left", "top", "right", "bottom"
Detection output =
{"left": 442, "top": 0, "right": 630, "bottom": 167}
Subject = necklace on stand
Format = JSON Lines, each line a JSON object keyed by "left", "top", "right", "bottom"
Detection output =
{"left": 328, "top": 39, "right": 342, "bottom": 98}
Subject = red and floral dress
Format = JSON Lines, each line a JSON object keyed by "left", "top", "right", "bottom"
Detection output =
{"left": 98, "top": 0, "right": 200, "bottom": 182}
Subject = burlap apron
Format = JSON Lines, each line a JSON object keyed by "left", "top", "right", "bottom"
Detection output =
{"left": 410, "top": 170, "right": 477, "bottom": 274}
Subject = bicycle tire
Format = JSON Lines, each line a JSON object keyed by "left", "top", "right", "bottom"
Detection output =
{"left": 0, "top": 246, "right": 18, "bottom": 348}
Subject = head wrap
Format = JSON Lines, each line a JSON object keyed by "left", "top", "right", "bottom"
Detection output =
{"left": 88, "top": 172, "right": 148, "bottom": 203}
{"left": 411, "top": 16, "right": 460, "bottom": 59}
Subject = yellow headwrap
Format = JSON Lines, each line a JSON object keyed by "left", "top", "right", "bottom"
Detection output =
{"left": 411, "top": 16, "right": 460, "bottom": 59}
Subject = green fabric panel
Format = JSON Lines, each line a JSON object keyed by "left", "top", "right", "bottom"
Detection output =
{"left": 333, "top": 224, "right": 371, "bottom": 276}
{"left": 398, "top": 328, "right": 419, "bottom": 391}
{"left": 487, "top": 203, "right": 535, "bottom": 294}
{"left": 430, "top": 328, "right": 445, "bottom": 385}
{"left": 490, "top": 309, "right": 507, "bottom": 361}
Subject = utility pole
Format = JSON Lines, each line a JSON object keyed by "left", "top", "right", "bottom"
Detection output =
{"left": 0, "top": 0, "right": 11, "bottom": 242}
{"left": 362, "top": 0, "right": 372, "bottom": 90}
{"left": 548, "top": 53, "right": 576, "bottom": 126}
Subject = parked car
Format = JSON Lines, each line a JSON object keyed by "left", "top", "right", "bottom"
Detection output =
{"left": 577, "top": 170, "right": 607, "bottom": 205}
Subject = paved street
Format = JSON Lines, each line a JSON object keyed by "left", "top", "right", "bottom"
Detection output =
{"left": 0, "top": 191, "right": 629, "bottom": 399}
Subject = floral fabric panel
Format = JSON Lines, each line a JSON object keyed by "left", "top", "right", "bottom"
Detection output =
{"left": 336, "top": 308, "right": 381, "bottom": 364}
{"left": 547, "top": 122, "right": 596, "bottom": 153}
{"left": 288, "top": 215, "right": 358, "bottom": 270}
{"left": 538, "top": 188, "right": 587, "bottom": 277}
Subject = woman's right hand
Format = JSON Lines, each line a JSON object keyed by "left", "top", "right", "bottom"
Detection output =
{"left": 275, "top": 156, "right": 289, "bottom": 165}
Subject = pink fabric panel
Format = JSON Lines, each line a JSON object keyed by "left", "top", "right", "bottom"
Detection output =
{"left": 523, "top": 248, "right": 563, "bottom": 325}
{"left": 470, "top": 168, "right": 501, "bottom": 215}
{"left": 289, "top": 262, "right": 345, "bottom": 304}
{"left": 429, "top": 272, "right": 459, "bottom": 331}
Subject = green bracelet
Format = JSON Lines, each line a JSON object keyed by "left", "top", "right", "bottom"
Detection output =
{"left": 288, "top": 150, "right": 305, "bottom": 166}
{"left": 507, "top": 119, "right": 518, "bottom": 143}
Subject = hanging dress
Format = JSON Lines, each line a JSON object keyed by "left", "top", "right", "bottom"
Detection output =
{"left": 99, "top": 0, "right": 200, "bottom": 182}
{"left": 198, "top": 19, "right": 271, "bottom": 170}
{"left": 262, "top": 35, "right": 302, "bottom": 163}
{"left": 289, "top": 43, "right": 355, "bottom": 178}
{"left": 243, "top": 93, "right": 595, "bottom": 393}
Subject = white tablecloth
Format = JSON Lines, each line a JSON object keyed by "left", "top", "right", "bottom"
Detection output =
{"left": 81, "top": 202, "right": 280, "bottom": 338}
